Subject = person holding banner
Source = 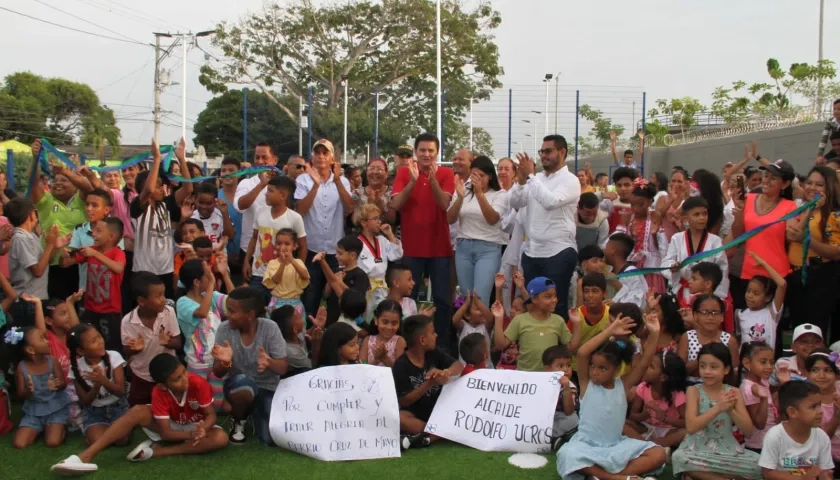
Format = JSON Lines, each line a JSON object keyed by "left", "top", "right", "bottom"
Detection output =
{"left": 556, "top": 310, "right": 666, "bottom": 480}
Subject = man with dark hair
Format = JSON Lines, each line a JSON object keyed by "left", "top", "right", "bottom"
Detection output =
{"left": 234, "top": 142, "right": 279, "bottom": 265}
{"left": 576, "top": 192, "right": 609, "bottom": 250}
{"left": 218, "top": 157, "right": 243, "bottom": 269}
{"left": 817, "top": 99, "right": 840, "bottom": 163}
{"left": 610, "top": 130, "right": 644, "bottom": 169}
{"left": 391, "top": 133, "right": 455, "bottom": 349}
{"left": 510, "top": 134, "right": 581, "bottom": 318}
{"left": 281, "top": 155, "right": 307, "bottom": 182}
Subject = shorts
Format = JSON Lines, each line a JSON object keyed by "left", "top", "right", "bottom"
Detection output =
{"left": 552, "top": 412, "right": 580, "bottom": 438}
{"left": 401, "top": 409, "right": 431, "bottom": 423}
{"left": 187, "top": 365, "right": 224, "bottom": 411}
{"left": 222, "top": 374, "right": 275, "bottom": 445}
{"left": 81, "top": 397, "right": 130, "bottom": 432}
{"left": 20, "top": 405, "right": 69, "bottom": 433}
{"left": 128, "top": 375, "right": 156, "bottom": 407}
{"left": 267, "top": 298, "right": 305, "bottom": 321}
{"left": 641, "top": 423, "right": 674, "bottom": 441}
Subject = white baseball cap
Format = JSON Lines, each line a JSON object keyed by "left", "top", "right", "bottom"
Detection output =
{"left": 793, "top": 324, "right": 823, "bottom": 342}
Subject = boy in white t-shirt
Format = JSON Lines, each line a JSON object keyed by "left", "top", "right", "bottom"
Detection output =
{"left": 543, "top": 345, "right": 579, "bottom": 451}
{"left": 759, "top": 380, "right": 834, "bottom": 479}
{"left": 191, "top": 183, "right": 234, "bottom": 247}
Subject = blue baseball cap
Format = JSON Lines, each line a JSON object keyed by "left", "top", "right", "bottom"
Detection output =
{"left": 526, "top": 277, "right": 555, "bottom": 298}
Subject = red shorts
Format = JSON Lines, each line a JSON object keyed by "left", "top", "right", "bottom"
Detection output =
{"left": 128, "top": 375, "right": 155, "bottom": 407}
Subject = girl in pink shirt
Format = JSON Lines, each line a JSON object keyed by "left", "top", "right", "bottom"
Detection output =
{"left": 625, "top": 351, "right": 688, "bottom": 448}
{"left": 805, "top": 350, "right": 840, "bottom": 460}
{"left": 738, "top": 341, "right": 776, "bottom": 452}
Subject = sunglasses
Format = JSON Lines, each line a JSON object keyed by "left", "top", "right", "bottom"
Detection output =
{"left": 290, "top": 164, "right": 306, "bottom": 170}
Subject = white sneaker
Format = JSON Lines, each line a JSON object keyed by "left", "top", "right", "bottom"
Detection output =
{"left": 229, "top": 419, "right": 247, "bottom": 445}
{"left": 50, "top": 455, "right": 98, "bottom": 476}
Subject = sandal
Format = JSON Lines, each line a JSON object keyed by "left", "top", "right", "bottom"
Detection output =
{"left": 126, "top": 440, "right": 155, "bottom": 462}
{"left": 50, "top": 455, "right": 98, "bottom": 476}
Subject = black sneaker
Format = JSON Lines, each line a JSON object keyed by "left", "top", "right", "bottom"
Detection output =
{"left": 400, "top": 433, "right": 431, "bottom": 450}
{"left": 228, "top": 419, "right": 248, "bottom": 445}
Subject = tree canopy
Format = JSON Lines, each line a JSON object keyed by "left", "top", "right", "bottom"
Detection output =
{"left": 198, "top": 0, "right": 502, "bottom": 160}
{"left": 0, "top": 71, "right": 120, "bottom": 149}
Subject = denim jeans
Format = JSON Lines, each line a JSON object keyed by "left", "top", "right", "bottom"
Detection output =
{"left": 223, "top": 374, "right": 276, "bottom": 445}
{"left": 455, "top": 239, "right": 502, "bottom": 307}
{"left": 521, "top": 247, "right": 577, "bottom": 319}
{"left": 401, "top": 256, "right": 453, "bottom": 350}
{"left": 301, "top": 250, "right": 338, "bottom": 323}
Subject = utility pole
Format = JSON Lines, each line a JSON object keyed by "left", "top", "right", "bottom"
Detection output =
{"left": 818, "top": 0, "right": 825, "bottom": 115}
{"left": 153, "top": 34, "right": 163, "bottom": 145}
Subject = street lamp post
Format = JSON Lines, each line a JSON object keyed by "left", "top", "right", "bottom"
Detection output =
{"left": 342, "top": 74, "right": 348, "bottom": 163}
{"left": 543, "top": 74, "right": 553, "bottom": 136}
{"left": 469, "top": 97, "right": 474, "bottom": 150}
{"left": 553, "top": 72, "right": 561, "bottom": 133}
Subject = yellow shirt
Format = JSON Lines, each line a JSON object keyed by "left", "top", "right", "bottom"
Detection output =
{"left": 788, "top": 210, "right": 840, "bottom": 267}
{"left": 570, "top": 304, "right": 610, "bottom": 371}
{"left": 262, "top": 259, "right": 310, "bottom": 299}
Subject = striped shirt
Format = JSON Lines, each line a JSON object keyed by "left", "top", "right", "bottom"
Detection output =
{"left": 130, "top": 199, "right": 173, "bottom": 274}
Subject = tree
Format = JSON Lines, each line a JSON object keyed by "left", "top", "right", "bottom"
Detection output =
{"left": 80, "top": 106, "right": 121, "bottom": 165}
{"left": 0, "top": 72, "right": 113, "bottom": 145}
{"left": 647, "top": 97, "right": 705, "bottom": 139}
{"left": 199, "top": 0, "right": 503, "bottom": 157}
{"left": 578, "top": 104, "right": 624, "bottom": 150}
{"left": 710, "top": 58, "right": 838, "bottom": 121}
{"left": 193, "top": 89, "right": 300, "bottom": 161}
{"left": 641, "top": 120, "right": 671, "bottom": 146}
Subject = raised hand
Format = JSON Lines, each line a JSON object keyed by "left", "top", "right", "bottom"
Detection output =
{"left": 158, "top": 326, "right": 173, "bottom": 346}
{"left": 175, "top": 137, "right": 186, "bottom": 161}
{"left": 331, "top": 160, "right": 342, "bottom": 180}
{"left": 20, "top": 293, "right": 41, "bottom": 305}
{"left": 515, "top": 153, "right": 535, "bottom": 180}
{"left": 678, "top": 308, "right": 694, "bottom": 328}
{"left": 469, "top": 173, "right": 483, "bottom": 196}
{"left": 212, "top": 341, "right": 233, "bottom": 364}
{"left": 428, "top": 161, "right": 438, "bottom": 179}
{"left": 646, "top": 289, "right": 661, "bottom": 309}
{"left": 494, "top": 273, "right": 505, "bottom": 290}
{"left": 407, "top": 159, "right": 419, "bottom": 182}
{"left": 379, "top": 223, "right": 393, "bottom": 238}
{"left": 308, "top": 306, "right": 327, "bottom": 330}
{"left": 610, "top": 130, "right": 617, "bottom": 141}
{"left": 125, "top": 333, "right": 145, "bottom": 353}
{"left": 608, "top": 313, "right": 637, "bottom": 336}
{"left": 491, "top": 300, "right": 505, "bottom": 319}
{"left": 751, "top": 383, "right": 769, "bottom": 399}
{"left": 643, "top": 311, "right": 661, "bottom": 336}
{"left": 418, "top": 304, "right": 436, "bottom": 317}
{"left": 568, "top": 308, "right": 581, "bottom": 327}
{"left": 181, "top": 196, "right": 196, "bottom": 220}
{"left": 306, "top": 164, "right": 322, "bottom": 186}
{"left": 214, "top": 197, "right": 228, "bottom": 215}
{"left": 513, "top": 271, "right": 525, "bottom": 290}
{"left": 66, "top": 290, "right": 85, "bottom": 304}
{"left": 638, "top": 130, "right": 645, "bottom": 141}
{"left": 31, "top": 139, "right": 42, "bottom": 159}
{"left": 454, "top": 177, "right": 466, "bottom": 198}
{"left": 47, "top": 374, "right": 61, "bottom": 391}
{"left": 776, "top": 361, "right": 792, "bottom": 385}
{"left": 312, "top": 251, "right": 325, "bottom": 263}
{"left": 256, "top": 347, "right": 271, "bottom": 373}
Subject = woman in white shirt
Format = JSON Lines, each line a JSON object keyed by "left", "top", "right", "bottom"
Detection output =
{"left": 447, "top": 156, "right": 509, "bottom": 306}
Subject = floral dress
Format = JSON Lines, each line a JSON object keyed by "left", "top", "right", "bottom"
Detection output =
{"left": 671, "top": 385, "right": 762, "bottom": 479}
{"left": 352, "top": 185, "right": 394, "bottom": 233}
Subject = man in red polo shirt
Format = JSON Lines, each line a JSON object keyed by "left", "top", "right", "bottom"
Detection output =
{"left": 391, "top": 133, "right": 455, "bottom": 349}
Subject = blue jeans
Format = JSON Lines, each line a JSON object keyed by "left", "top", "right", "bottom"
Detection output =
{"left": 521, "top": 247, "right": 578, "bottom": 319}
{"left": 223, "top": 374, "right": 275, "bottom": 445}
{"left": 455, "top": 239, "right": 502, "bottom": 307}
{"left": 301, "top": 250, "right": 338, "bottom": 323}
{"left": 401, "top": 256, "right": 453, "bottom": 350}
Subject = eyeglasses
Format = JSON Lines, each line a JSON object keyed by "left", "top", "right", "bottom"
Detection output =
{"left": 367, "top": 166, "right": 386, "bottom": 172}
{"left": 695, "top": 310, "right": 723, "bottom": 316}
{"left": 365, "top": 217, "right": 381, "bottom": 222}
{"left": 292, "top": 164, "right": 306, "bottom": 170}
{"left": 538, "top": 148, "right": 557, "bottom": 156}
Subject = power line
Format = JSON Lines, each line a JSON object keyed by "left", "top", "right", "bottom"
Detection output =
{"left": 0, "top": 6, "right": 151, "bottom": 46}
{"left": 95, "top": 61, "right": 152, "bottom": 91}
{"left": 30, "top": 0, "right": 146, "bottom": 44}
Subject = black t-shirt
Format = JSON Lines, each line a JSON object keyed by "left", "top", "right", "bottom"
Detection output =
{"left": 326, "top": 266, "right": 371, "bottom": 325}
{"left": 391, "top": 348, "right": 457, "bottom": 421}
{"left": 164, "top": 193, "right": 181, "bottom": 223}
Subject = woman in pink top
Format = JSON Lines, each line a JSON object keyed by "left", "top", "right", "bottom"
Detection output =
{"left": 731, "top": 160, "right": 796, "bottom": 289}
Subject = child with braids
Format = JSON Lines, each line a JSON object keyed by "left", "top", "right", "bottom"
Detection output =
{"left": 615, "top": 177, "right": 667, "bottom": 294}
{"left": 5, "top": 322, "right": 69, "bottom": 449}
{"left": 624, "top": 351, "right": 688, "bottom": 449}
{"left": 739, "top": 341, "right": 776, "bottom": 453}
{"left": 556, "top": 309, "right": 667, "bottom": 480}
{"left": 67, "top": 324, "right": 128, "bottom": 445}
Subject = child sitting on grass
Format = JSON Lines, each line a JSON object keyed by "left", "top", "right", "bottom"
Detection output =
{"left": 317, "top": 322, "right": 360, "bottom": 367}
{"left": 771, "top": 324, "right": 825, "bottom": 386}
{"left": 493, "top": 277, "right": 572, "bottom": 372}
{"left": 121, "top": 272, "right": 182, "bottom": 406}
{"left": 759, "top": 381, "right": 834, "bottom": 479}
{"left": 492, "top": 271, "right": 526, "bottom": 370}
{"left": 314, "top": 236, "right": 371, "bottom": 326}
{"left": 453, "top": 290, "right": 494, "bottom": 369}
{"left": 542, "top": 345, "right": 579, "bottom": 451}
{"left": 7, "top": 322, "right": 69, "bottom": 449}
{"left": 677, "top": 294, "right": 738, "bottom": 384}
{"left": 392, "top": 315, "right": 463, "bottom": 450}
{"left": 624, "top": 351, "right": 688, "bottom": 449}
{"left": 459, "top": 332, "right": 489, "bottom": 376}
{"left": 50, "top": 353, "right": 228, "bottom": 475}
{"left": 212, "top": 286, "right": 288, "bottom": 446}
{"left": 271, "top": 305, "right": 325, "bottom": 374}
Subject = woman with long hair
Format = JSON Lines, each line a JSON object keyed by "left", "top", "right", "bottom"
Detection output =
{"left": 691, "top": 169, "right": 725, "bottom": 235}
{"left": 785, "top": 165, "right": 840, "bottom": 342}
{"left": 448, "top": 155, "right": 509, "bottom": 306}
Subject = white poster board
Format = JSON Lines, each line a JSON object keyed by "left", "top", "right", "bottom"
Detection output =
{"left": 269, "top": 364, "right": 401, "bottom": 461}
{"left": 424, "top": 369, "right": 561, "bottom": 453}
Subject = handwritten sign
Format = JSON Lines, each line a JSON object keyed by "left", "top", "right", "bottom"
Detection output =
{"left": 268, "top": 364, "right": 401, "bottom": 461}
{"left": 424, "top": 369, "right": 561, "bottom": 453}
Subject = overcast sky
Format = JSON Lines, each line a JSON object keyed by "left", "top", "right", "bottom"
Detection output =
{"left": 0, "top": 0, "right": 835, "bottom": 157}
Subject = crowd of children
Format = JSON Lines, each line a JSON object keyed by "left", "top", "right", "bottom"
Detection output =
{"left": 0, "top": 130, "right": 838, "bottom": 480}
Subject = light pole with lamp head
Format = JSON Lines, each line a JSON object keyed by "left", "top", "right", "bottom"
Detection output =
{"left": 553, "top": 72, "right": 562, "bottom": 133}
{"left": 342, "top": 74, "right": 348, "bottom": 163}
{"left": 543, "top": 74, "right": 553, "bottom": 135}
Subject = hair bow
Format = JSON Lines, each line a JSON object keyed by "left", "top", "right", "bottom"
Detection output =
{"left": 615, "top": 340, "right": 627, "bottom": 349}
{"left": 689, "top": 181, "right": 700, "bottom": 197}
{"left": 632, "top": 178, "right": 649, "bottom": 188}
{"left": 4, "top": 327, "right": 23, "bottom": 345}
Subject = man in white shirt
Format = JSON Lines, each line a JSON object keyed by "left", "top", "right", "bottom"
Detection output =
{"left": 509, "top": 135, "right": 581, "bottom": 318}
{"left": 294, "top": 139, "right": 355, "bottom": 318}
{"left": 233, "top": 142, "right": 279, "bottom": 275}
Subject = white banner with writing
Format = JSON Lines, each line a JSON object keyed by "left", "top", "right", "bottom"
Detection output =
{"left": 269, "top": 364, "right": 401, "bottom": 461}
{"left": 424, "top": 369, "right": 561, "bottom": 453}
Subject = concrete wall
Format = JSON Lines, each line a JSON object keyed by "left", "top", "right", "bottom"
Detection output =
{"left": 574, "top": 121, "right": 825, "bottom": 178}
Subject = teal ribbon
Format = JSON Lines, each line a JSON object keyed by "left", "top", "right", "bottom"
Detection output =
{"left": 32, "top": 137, "right": 282, "bottom": 187}
{"left": 609, "top": 196, "right": 820, "bottom": 282}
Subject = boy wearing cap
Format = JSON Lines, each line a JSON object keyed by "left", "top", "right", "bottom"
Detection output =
{"left": 493, "top": 277, "right": 574, "bottom": 372}
{"left": 770, "top": 324, "right": 826, "bottom": 386}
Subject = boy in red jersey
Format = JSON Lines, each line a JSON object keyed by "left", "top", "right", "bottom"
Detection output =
{"left": 51, "top": 354, "right": 228, "bottom": 476}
